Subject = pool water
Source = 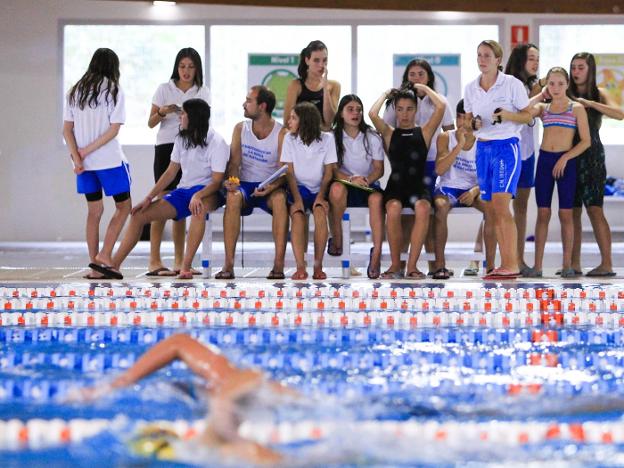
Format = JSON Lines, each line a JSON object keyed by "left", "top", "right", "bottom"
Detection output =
{"left": 1, "top": 282, "right": 624, "bottom": 466}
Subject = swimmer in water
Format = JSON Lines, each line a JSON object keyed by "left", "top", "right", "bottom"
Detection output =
{"left": 77, "top": 333, "right": 292, "bottom": 465}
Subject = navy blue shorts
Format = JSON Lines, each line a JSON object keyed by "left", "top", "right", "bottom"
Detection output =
{"left": 517, "top": 153, "right": 535, "bottom": 189}
{"left": 237, "top": 181, "right": 273, "bottom": 216}
{"left": 163, "top": 185, "right": 225, "bottom": 221}
{"left": 287, "top": 185, "right": 320, "bottom": 212}
{"left": 476, "top": 137, "right": 521, "bottom": 202}
{"left": 344, "top": 182, "right": 382, "bottom": 207}
{"left": 77, "top": 163, "right": 131, "bottom": 196}
{"left": 534, "top": 149, "right": 577, "bottom": 210}
{"left": 433, "top": 186, "right": 472, "bottom": 208}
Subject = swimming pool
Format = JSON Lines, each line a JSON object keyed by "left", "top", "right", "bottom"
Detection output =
{"left": 1, "top": 282, "right": 624, "bottom": 465}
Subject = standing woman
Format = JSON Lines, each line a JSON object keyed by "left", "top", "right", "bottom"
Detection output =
{"left": 463, "top": 40, "right": 533, "bottom": 279}
{"left": 569, "top": 52, "right": 624, "bottom": 277}
{"left": 504, "top": 44, "right": 542, "bottom": 274}
{"left": 328, "top": 95, "right": 385, "bottom": 279}
{"left": 62, "top": 48, "right": 132, "bottom": 280}
{"left": 283, "top": 40, "right": 341, "bottom": 131}
{"left": 146, "top": 48, "right": 211, "bottom": 276}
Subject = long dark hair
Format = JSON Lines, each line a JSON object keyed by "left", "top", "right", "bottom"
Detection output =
{"left": 332, "top": 95, "right": 375, "bottom": 166}
{"left": 171, "top": 47, "right": 203, "bottom": 87}
{"left": 297, "top": 40, "right": 327, "bottom": 81}
{"left": 400, "top": 58, "right": 435, "bottom": 90}
{"left": 504, "top": 43, "right": 539, "bottom": 88}
{"left": 179, "top": 98, "right": 210, "bottom": 149}
{"left": 69, "top": 48, "right": 120, "bottom": 110}
{"left": 293, "top": 102, "right": 322, "bottom": 146}
{"left": 569, "top": 52, "right": 600, "bottom": 102}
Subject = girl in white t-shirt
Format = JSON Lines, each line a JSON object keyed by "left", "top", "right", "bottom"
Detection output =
{"left": 328, "top": 94, "right": 385, "bottom": 279}
{"left": 62, "top": 48, "right": 132, "bottom": 280}
{"left": 90, "top": 99, "right": 229, "bottom": 280}
{"left": 281, "top": 102, "right": 338, "bottom": 280}
{"left": 146, "top": 48, "right": 211, "bottom": 277}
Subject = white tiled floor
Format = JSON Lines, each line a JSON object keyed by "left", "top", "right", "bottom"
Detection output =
{"left": 0, "top": 241, "right": 621, "bottom": 284}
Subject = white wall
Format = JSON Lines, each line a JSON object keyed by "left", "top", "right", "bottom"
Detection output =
{"left": 1, "top": 0, "right": 622, "bottom": 241}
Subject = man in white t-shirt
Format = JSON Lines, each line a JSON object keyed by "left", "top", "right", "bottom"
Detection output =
{"left": 216, "top": 86, "right": 289, "bottom": 280}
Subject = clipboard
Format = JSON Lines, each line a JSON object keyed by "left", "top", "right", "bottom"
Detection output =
{"left": 335, "top": 178, "right": 374, "bottom": 193}
{"left": 257, "top": 165, "right": 288, "bottom": 190}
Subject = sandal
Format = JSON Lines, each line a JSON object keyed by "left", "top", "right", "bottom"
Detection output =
{"left": 266, "top": 270, "right": 285, "bottom": 280}
{"left": 88, "top": 263, "right": 123, "bottom": 280}
{"left": 521, "top": 267, "right": 542, "bottom": 278}
{"left": 586, "top": 267, "right": 616, "bottom": 277}
{"left": 560, "top": 267, "right": 581, "bottom": 278}
{"left": 406, "top": 270, "right": 426, "bottom": 280}
{"left": 326, "top": 237, "right": 342, "bottom": 257}
{"left": 367, "top": 247, "right": 381, "bottom": 279}
{"left": 291, "top": 270, "right": 308, "bottom": 280}
{"left": 432, "top": 268, "right": 451, "bottom": 280}
{"left": 483, "top": 268, "right": 520, "bottom": 280}
{"left": 380, "top": 270, "right": 404, "bottom": 280}
{"left": 312, "top": 270, "right": 327, "bottom": 280}
{"left": 215, "top": 270, "right": 235, "bottom": 280}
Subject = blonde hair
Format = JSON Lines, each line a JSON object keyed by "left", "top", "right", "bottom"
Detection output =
{"left": 478, "top": 40, "right": 504, "bottom": 71}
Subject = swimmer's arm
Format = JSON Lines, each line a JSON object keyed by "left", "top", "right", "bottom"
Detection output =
{"left": 146, "top": 162, "right": 181, "bottom": 200}
{"left": 62, "top": 121, "right": 82, "bottom": 169}
{"left": 79, "top": 123, "right": 122, "bottom": 159}
{"left": 368, "top": 91, "right": 394, "bottom": 147}
{"left": 322, "top": 79, "right": 341, "bottom": 129}
{"left": 588, "top": 88, "right": 624, "bottom": 120}
{"left": 435, "top": 131, "right": 460, "bottom": 176}
{"left": 366, "top": 159, "right": 384, "bottom": 186}
{"left": 564, "top": 104, "right": 592, "bottom": 159}
{"left": 193, "top": 171, "right": 225, "bottom": 200}
{"left": 283, "top": 79, "right": 301, "bottom": 129}
{"left": 415, "top": 84, "right": 445, "bottom": 146}
{"left": 223, "top": 123, "right": 243, "bottom": 192}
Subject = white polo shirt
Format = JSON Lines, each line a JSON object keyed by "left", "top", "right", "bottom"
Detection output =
{"left": 382, "top": 93, "right": 454, "bottom": 162}
{"left": 280, "top": 132, "right": 338, "bottom": 193}
{"left": 170, "top": 128, "right": 229, "bottom": 189}
{"left": 339, "top": 130, "right": 385, "bottom": 177}
{"left": 152, "top": 80, "right": 211, "bottom": 146}
{"left": 63, "top": 84, "right": 127, "bottom": 171}
{"left": 464, "top": 72, "right": 529, "bottom": 140}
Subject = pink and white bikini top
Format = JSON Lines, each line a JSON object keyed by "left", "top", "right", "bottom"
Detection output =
{"left": 542, "top": 101, "right": 577, "bottom": 130}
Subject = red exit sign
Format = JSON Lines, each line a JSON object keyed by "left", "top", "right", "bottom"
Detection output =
{"left": 511, "top": 25, "right": 530, "bottom": 46}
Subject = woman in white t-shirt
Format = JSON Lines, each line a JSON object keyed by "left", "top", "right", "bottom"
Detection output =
{"left": 463, "top": 40, "right": 533, "bottom": 279}
{"left": 146, "top": 48, "right": 211, "bottom": 277}
{"left": 281, "top": 102, "right": 338, "bottom": 280}
{"left": 328, "top": 94, "right": 385, "bottom": 279}
{"left": 62, "top": 48, "right": 132, "bottom": 280}
{"left": 90, "top": 99, "right": 229, "bottom": 280}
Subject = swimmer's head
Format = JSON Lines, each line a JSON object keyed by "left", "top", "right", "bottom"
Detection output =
{"left": 545, "top": 67, "right": 570, "bottom": 99}
{"left": 291, "top": 102, "right": 322, "bottom": 145}
{"left": 505, "top": 43, "right": 539, "bottom": 86}
{"left": 401, "top": 58, "right": 435, "bottom": 91}
{"left": 298, "top": 40, "right": 328, "bottom": 81}
{"left": 478, "top": 40, "right": 504, "bottom": 73}
{"left": 171, "top": 47, "right": 204, "bottom": 88}
{"left": 179, "top": 98, "right": 211, "bottom": 148}
{"left": 389, "top": 89, "right": 417, "bottom": 128}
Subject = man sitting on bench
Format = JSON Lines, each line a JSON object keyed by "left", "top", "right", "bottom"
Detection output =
{"left": 432, "top": 99, "right": 494, "bottom": 279}
{"left": 216, "top": 86, "right": 288, "bottom": 280}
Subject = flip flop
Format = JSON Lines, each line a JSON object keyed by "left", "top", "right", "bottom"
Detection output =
{"left": 145, "top": 267, "right": 176, "bottom": 277}
{"left": 215, "top": 270, "right": 235, "bottom": 280}
{"left": 556, "top": 268, "right": 583, "bottom": 276}
{"left": 266, "top": 270, "right": 286, "bottom": 280}
{"left": 586, "top": 268, "right": 617, "bottom": 277}
{"left": 483, "top": 268, "right": 520, "bottom": 280}
{"left": 312, "top": 271, "right": 327, "bottom": 280}
{"left": 291, "top": 270, "right": 308, "bottom": 281}
{"left": 177, "top": 271, "right": 194, "bottom": 280}
{"left": 367, "top": 248, "right": 381, "bottom": 280}
{"left": 173, "top": 268, "right": 202, "bottom": 276}
{"left": 432, "top": 268, "right": 451, "bottom": 280}
{"left": 406, "top": 270, "right": 426, "bottom": 280}
{"left": 88, "top": 263, "right": 123, "bottom": 280}
{"left": 380, "top": 270, "right": 404, "bottom": 280}
{"left": 463, "top": 267, "right": 479, "bottom": 276}
{"left": 83, "top": 273, "right": 105, "bottom": 280}
{"left": 326, "top": 238, "right": 342, "bottom": 257}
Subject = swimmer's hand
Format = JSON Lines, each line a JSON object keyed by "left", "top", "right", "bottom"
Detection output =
{"left": 540, "top": 87, "right": 552, "bottom": 101}
{"left": 349, "top": 175, "right": 369, "bottom": 187}
{"left": 63, "top": 383, "right": 112, "bottom": 403}
{"left": 252, "top": 185, "right": 269, "bottom": 197}
{"left": 456, "top": 127, "right": 468, "bottom": 147}
{"left": 132, "top": 197, "right": 152, "bottom": 215}
{"left": 71, "top": 154, "right": 84, "bottom": 174}
{"left": 189, "top": 193, "right": 205, "bottom": 216}
{"left": 458, "top": 186, "right": 478, "bottom": 206}
{"left": 552, "top": 155, "right": 569, "bottom": 179}
{"left": 224, "top": 177, "right": 240, "bottom": 192}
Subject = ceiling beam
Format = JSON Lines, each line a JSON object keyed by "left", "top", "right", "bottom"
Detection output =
{"left": 170, "top": 0, "right": 624, "bottom": 14}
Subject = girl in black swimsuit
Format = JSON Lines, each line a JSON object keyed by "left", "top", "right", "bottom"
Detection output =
{"left": 369, "top": 86, "right": 445, "bottom": 279}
